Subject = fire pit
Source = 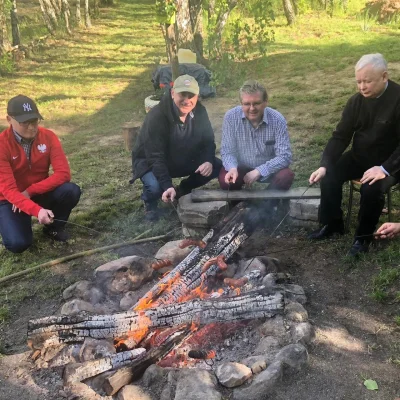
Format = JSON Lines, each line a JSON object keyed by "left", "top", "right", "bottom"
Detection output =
{"left": 27, "top": 203, "right": 314, "bottom": 400}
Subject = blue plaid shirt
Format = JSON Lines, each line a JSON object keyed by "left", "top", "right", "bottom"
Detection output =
{"left": 221, "top": 106, "right": 292, "bottom": 181}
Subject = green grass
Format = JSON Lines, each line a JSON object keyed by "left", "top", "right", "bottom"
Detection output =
{"left": 0, "top": 2, "right": 400, "bottom": 311}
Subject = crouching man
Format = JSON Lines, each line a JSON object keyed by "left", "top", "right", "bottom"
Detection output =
{"left": 0, "top": 95, "right": 81, "bottom": 253}
{"left": 131, "top": 75, "right": 222, "bottom": 221}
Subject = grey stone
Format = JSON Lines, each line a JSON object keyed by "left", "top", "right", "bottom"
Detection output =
{"left": 160, "top": 385, "right": 174, "bottom": 400}
{"left": 120, "top": 291, "right": 140, "bottom": 311}
{"left": 274, "top": 343, "right": 308, "bottom": 373}
{"left": 254, "top": 336, "right": 281, "bottom": 355}
{"left": 284, "top": 284, "right": 307, "bottom": 305}
{"left": 241, "top": 355, "right": 266, "bottom": 369}
{"left": 251, "top": 360, "right": 267, "bottom": 374}
{"left": 255, "top": 256, "right": 280, "bottom": 273}
{"left": 62, "top": 280, "right": 104, "bottom": 305}
{"left": 288, "top": 217, "right": 319, "bottom": 229}
{"left": 285, "top": 301, "right": 308, "bottom": 322}
{"left": 60, "top": 299, "right": 95, "bottom": 316}
{"left": 237, "top": 258, "right": 267, "bottom": 277}
{"left": 258, "top": 316, "right": 289, "bottom": 345}
{"left": 290, "top": 322, "right": 315, "bottom": 345}
{"left": 94, "top": 256, "right": 154, "bottom": 294}
{"left": 117, "top": 384, "right": 152, "bottom": 400}
{"left": 215, "top": 362, "right": 252, "bottom": 388}
{"left": 154, "top": 240, "right": 192, "bottom": 272}
{"left": 79, "top": 338, "right": 115, "bottom": 361}
{"left": 87, "top": 371, "right": 114, "bottom": 393}
{"left": 232, "top": 360, "right": 283, "bottom": 400}
{"left": 174, "top": 369, "right": 221, "bottom": 400}
{"left": 142, "top": 364, "right": 169, "bottom": 387}
{"left": 178, "top": 194, "right": 228, "bottom": 227}
{"left": 182, "top": 224, "right": 210, "bottom": 238}
{"left": 289, "top": 199, "right": 320, "bottom": 221}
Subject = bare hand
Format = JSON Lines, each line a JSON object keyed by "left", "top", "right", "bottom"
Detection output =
{"left": 162, "top": 187, "right": 176, "bottom": 203}
{"left": 195, "top": 162, "right": 213, "bottom": 177}
{"left": 375, "top": 222, "right": 400, "bottom": 239}
{"left": 243, "top": 169, "right": 261, "bottom": 186}
{"left": 360, "top": 166, "right": 386, "bottom": 185}
{"left": 38, "top": 208, "right": 54, "bottom": 225}
{"left": 11, "top": 190, "right": 31, "bottom": 213}
{"left": 309, "top": 167, "right": 326, "bottom": 184}
{"left": 225, "top": 168, "right": 239, "bottom": 184}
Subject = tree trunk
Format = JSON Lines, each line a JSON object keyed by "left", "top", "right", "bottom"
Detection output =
{"left": 211, "top": 0, "right": 238, "bottom": 57}
{"left": 93, "top": 0, "right": 99, "bottom": 18}
{"left": 84, "top": 0, "right": 91, "bottom": 27}
{"left": 61, "top": 0, "right": 71, "bottom": 34}
{"left": 10, "top": 0, "right": 20, "bottom": 47}
{"left": 165, "top": 22, "right": 179, "bottom": 80}
{"left": 39, "top": 0, "right": 59, "bottom": 34}
{"left": 282, "top": 0, "right": 296, "bottom": 25}
{"left": 75, "top": 0, "right": 81, "bottom": 25}
{"left": 49, "top": 0, "right": 62, "bottom": 17}
{"left": 0, "top": 0, "right": 11, "bottom": 53}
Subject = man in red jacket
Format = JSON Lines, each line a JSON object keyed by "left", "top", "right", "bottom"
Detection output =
{"left": 0, "top": 95, "right": 81, "bottom": 253}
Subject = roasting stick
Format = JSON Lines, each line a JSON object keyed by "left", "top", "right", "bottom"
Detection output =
{"left": 0, "top": 229, "right": 175, "bottom": 285}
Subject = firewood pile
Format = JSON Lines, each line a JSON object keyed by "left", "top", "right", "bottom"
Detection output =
{"left": 26, "top": 203, "right": 314, "bottom": 400}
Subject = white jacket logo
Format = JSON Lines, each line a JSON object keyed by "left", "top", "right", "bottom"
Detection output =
{"left": 37, "top": 144, "right": 47, "bottom": 153}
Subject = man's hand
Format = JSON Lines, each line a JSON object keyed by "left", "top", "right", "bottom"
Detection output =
{"left": 195, "top": 162, "right": 213, "bottom": 177}
{"left": 11, "top": 190, "right": 31, "bottom": 213}
{"left": 225, "top": 168, "right": 239, "bottom": 184}
{"left": 38, "top": 208, "right": 54, "bottom": 225}
{"left": 162, "top": 187, "right": 176, "bottom": 202}
{"left": 375, "top": 222, "right": 400, "bottom": 239}
{"left": 309, "top": 167, "right": 326, "bottom": 184}
{"left": 243, "top": 169, "right": 261, "bottom": 186}
{"left": 360, "top": 166, "right": 386, "bottom": 185}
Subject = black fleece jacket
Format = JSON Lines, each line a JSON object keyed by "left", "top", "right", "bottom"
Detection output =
{"left": 131, "top": 92, "right": 216, "bottom": 191}
{"left": 321, "top": 80, "right": 400, "bottom": 175}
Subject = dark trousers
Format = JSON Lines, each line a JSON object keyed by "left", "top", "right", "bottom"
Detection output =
{"left": 140, "top": 158, "right": 222, "bottom": 204}
{"left": 0, "top": 182, "right": 81, "bottom": 253}
{"left": 218, "top": 167, "right": 295, "bottom": 191}
{"left": 320, "top": 152, "right": 397, "bottom": 237}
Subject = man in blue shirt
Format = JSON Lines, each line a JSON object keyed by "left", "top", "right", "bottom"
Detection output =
{"left": 219, "top": 80, "right": 294, "bottom": 191}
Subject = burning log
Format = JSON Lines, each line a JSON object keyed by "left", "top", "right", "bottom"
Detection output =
{"left": 103, "top": 326, "right": 193, "bottom": 396}
{"left": 133, "top": 203, "right": 257, "bottom": 310}
{"left": 27, "top": 287, "right": 283, "bottom": 349}
{"left": 64, "top": 348, "right": 146, "bottom": 384}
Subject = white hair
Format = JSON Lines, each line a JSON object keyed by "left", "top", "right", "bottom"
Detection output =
{"left": 355, "top": 53, "right": 388, "bottom": 72}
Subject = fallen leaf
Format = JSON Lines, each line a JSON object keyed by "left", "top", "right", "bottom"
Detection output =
{"left": 364, "top": 379, "right": 378, "bottom": 390}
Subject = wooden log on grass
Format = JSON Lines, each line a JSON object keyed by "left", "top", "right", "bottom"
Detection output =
{"left": 191, "top": 187, "right": 321, "bottom": 202}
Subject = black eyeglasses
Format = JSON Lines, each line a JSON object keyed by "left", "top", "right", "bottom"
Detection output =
{"left": 11, "top": 117, "right": 41, "bottom": 127}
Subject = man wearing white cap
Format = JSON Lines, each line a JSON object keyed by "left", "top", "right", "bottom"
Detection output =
{"left": 131, "top": 74, "right": 221, "bottom": 221}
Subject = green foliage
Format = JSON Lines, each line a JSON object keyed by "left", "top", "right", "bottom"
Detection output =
{"left": 363, "top": 379, "right": 379, "bottom": 391}
{"left": 0, "top": 53, "right": 14, "bottom": 76}
{"left": 394, "top": 316, "right": 400, "bottom": 326}
{"left": 371, "top": 268, "right": 400, "bottom": 302}
{"left": 155, "top": 0, "right": 176, "bottom": 23}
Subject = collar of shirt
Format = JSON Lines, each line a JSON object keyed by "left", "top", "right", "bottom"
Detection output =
{"left": 376, "top": 81, "right": 389, "bottom": 99}
{"left": 173, "top": 103, "right": 195, "bottom": 123}
{"left": 240, "top": 108, "right": 269, "bottom": 128}
{"left": 12, "top": 127, "right": 35, "bottom": 145}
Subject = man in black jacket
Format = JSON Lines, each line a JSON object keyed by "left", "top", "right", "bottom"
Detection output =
{"left": 308, "top": 53, "right": 400, "bottom": 256}
{"left": 131, "top": 75, "right": 222, "bottom": 221}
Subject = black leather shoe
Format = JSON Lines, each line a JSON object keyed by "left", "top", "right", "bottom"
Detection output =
{"left": 43, "top": 227, "right": 69, "bottom": 242}
{"left": 348, "top": 240, "right": 370, "bottom": 257}
{"left": 308, "top": 224, "right": 344, "bottom": 240}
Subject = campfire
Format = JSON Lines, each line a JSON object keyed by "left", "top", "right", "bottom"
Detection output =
{"left": 27, "top": 203, "right": 313, "bottom": 400}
